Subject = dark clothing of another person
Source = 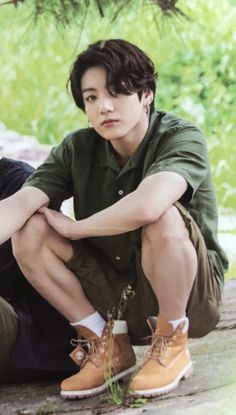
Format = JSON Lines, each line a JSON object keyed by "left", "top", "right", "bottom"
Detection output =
{"left": 0, "top": 158, "right": 76, "bottom": 381}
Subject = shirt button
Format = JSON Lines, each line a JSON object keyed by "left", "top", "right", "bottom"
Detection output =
{"left": 118, "top": 189, "right": 124, "bottom": 196}
{"left": 115, "top": 256, "right": 121, "bottom": 261}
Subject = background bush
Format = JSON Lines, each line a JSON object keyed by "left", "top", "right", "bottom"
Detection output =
{"left": 0, "top": 0, "right": 235, "bottom": 212}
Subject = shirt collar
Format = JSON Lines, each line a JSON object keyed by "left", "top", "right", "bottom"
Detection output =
{"left": 93, "top": 112, "right": 160, "bottom": 175}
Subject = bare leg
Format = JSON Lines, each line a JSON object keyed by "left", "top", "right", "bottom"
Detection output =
{"left": 141, "top": 205, "right": 197, "bottom": 320}
{"left": 12, "top": 213, "right": 95, "bottom": 323}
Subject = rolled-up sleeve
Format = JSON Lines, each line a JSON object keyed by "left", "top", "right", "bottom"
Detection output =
{"left": 144, "top": 128, "right": 208, "bottom": 202}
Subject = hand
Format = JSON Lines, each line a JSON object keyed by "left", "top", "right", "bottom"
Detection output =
{"left": 38, "top": 207, "right": 79, "bottom": 240}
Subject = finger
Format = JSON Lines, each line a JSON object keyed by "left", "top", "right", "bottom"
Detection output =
{"left": 38, "top": 206, "right": 50, "bottom": 214}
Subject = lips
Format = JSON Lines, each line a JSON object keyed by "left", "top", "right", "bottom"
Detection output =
{"left": 101, "top": 119, "right": 119, "bottom": 126}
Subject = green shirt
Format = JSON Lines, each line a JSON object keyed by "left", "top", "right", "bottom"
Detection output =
{"left": 24, "top": 111, "right": 228, "bottom": 280}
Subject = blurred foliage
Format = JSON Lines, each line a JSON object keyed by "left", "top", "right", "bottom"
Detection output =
{"left": 0, "top": 0, "right": 191, "bottom": 26}
{"left": 0, "top": 0, "right": 235, "bottom": 214}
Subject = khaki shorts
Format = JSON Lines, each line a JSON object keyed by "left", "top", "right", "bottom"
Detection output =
{"left": 66, "top": 203, "right": 223, "bottom": 345}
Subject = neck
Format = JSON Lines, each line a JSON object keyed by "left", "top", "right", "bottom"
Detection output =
{"left": 113, "top": 151, "right": 130, "bottom": 166}
{"left": 110, "top": 114, "right": 149, "bottom": 159}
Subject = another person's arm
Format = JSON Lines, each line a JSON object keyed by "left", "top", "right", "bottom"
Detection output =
{"left": 0, "top": 186, "right": 49, "bottom": 244}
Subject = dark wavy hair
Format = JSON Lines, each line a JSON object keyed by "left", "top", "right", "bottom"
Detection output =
{"left": 68, "top": 39, "right": 157, "bottom": 113}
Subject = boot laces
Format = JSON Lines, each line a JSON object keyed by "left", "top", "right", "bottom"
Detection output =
{"left": 145, "top": 331, "right": 176, "bottom": 367}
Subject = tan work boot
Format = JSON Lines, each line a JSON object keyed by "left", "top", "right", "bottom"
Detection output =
{"left": 61, "top": 320, "right": 136, "bottom": 399}
{"left": 129, "top": 315, "right": 193, "bottom": 397}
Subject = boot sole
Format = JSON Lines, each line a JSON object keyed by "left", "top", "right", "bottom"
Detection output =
{"left": 61, "top": 365, "right": 136, "bottom": 399}
{"left": 130, "top": 360, "right": 193, "bottom": 398}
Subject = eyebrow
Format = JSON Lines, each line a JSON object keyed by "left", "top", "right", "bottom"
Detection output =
{"left": 81, "top": 87, "right": 97, "bottom": 95}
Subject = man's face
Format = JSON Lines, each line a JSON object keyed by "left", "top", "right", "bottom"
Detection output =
{"left": 81, "top": 66, "right": 151, "bottom": 146}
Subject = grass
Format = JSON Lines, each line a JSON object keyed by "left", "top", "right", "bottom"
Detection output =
{"left": 36, "top": 403, "right": 58, "bottom": 414}
{"left": 100, "top": 285, "right": 149, "bottom": 409}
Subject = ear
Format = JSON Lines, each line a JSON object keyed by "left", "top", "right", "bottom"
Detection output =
{"left": 143, "top": 89, "right": 154, "bottom": 105}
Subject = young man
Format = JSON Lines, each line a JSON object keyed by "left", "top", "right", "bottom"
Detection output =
{"left": 0, "top": 157, "right": 77, "bottom": 382}
{"left": 0, "top": 39, "right": 228, "bottom": 399}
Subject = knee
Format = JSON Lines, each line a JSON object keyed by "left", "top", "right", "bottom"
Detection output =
{"left": 0, "top": 297, "right": 18, "bottom": 331}
{"left": 0, "top": 297, "right": 18, "bottom": 377}
{"left": 142, "top": 205, "right": 189, "bottom": 249}
{"left": 12, "top": 213, "right": 49, "bottom": 264}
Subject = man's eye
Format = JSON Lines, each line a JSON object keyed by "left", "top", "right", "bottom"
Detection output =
{"left": 85, "top": 95, "right": 96, "bottom": 102}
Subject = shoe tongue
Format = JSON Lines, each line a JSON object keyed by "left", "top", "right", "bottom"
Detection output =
{"left": 156, "top": 316, "right": 174, "bottom": 336}
{"left": 76, "top": 325, "right": 99, "bottom": 340}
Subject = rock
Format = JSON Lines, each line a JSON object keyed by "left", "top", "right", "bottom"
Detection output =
{"left": 0, "top": 124, "right": 51, "bottom": 166}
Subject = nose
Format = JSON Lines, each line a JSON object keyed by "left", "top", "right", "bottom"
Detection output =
{"left": 99, "top": 96, "right": 114, "bottom": 113}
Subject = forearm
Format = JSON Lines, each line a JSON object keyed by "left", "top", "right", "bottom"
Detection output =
{"left": 0, "top": 186, "right": 49, "bottom": 244}
{"left": 72, "top": 172, "right": 187, "bottom": 239}
{"left": 74, "top": 191, "right": 150, "bottom": 238}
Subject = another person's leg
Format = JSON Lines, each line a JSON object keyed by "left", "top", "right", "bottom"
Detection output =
{"left": 0, "top": 158, "right": 32, "bottom": 382}
{"left": 0, "top": 297, "right": 18, "bottom": 382}
{"left": 12, "top": 214, "right": 136, "bottom": 398}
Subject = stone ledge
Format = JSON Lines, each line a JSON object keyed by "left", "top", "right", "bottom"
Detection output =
{"left": 0, "top": 280, "right": 235, "bottom": 415}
